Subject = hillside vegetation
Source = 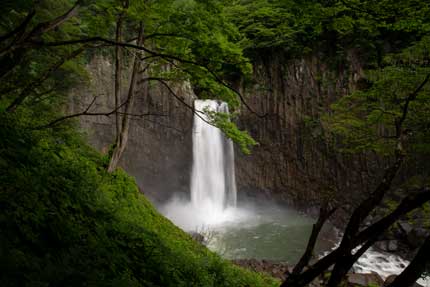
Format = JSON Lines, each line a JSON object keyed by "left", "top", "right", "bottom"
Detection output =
{"left": 0, "top": 109, "right": 277, "bottom": 287}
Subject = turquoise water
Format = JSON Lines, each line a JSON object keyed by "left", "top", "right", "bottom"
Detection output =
{"left": 161, "top": 195, "right": 336, "bottom": 264}
{"left": 204, "top": 202, "right": 337, "bottom": 264}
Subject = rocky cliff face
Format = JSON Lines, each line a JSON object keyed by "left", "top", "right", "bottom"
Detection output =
{"left": 69, "top": 56, "right": 195, "bottom": 203}
{"left": 235, "top": 50, "right": 378, "bottom": 211}
{"left": 71, "top": 52, "right": 428, "bottom": 258}
{"left": 71, "top": 52, "right": 377, "bottom": 211}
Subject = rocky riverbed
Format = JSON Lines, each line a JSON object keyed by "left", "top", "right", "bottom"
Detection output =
{"left": 231, "top": 259, "right": 425, "bottom": 287}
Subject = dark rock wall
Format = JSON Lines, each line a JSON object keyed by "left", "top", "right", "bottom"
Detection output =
{"left": 235, "top": 50, "right": 379, "bottom": 211}
{"left": 69, "top": 56, "right": 195, "bottom": 203}
{"left": 70, "top": 52, "right": 428, "bottom": 255}
{"left": 71, "top": 52, "right": 381, "bottom": 212}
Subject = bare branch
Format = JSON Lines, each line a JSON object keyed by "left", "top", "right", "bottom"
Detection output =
{"left": 27, "top": 1, "right": 82, "bottom": 38}
{"left": 396, "top": 73, "right": 430, "bottom": 137}
{"left": 32, "top": 96, "right": 165, "bottom": 130}
{"left": 137, "top": 117, "right": 186, "bottom": 135}
{"left": 146, "top": 77, "right": 218, "bottom": 128}
{"left": 292, "top": 206, "right": 337, "bottom": 275}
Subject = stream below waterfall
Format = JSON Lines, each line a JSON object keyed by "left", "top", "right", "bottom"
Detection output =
{"left": 161, "top": 197, "right": 430, "bottom": 286}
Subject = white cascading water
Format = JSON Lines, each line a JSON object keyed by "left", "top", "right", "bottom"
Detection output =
{"left": 323, "top": 238, "right": 430, "bottom": 286}
{"left": 191, "top": 100, "right": 237, "bottom": 212}
{"left": 161, "top": 99, "right": 244, "bottom": 230}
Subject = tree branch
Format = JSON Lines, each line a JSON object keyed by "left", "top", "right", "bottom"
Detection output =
{"left": 292, "top": 206, "right": 337, "bottom": 275}
{"left": 0, "top": 1, "right": 82, "bottom": 58}
{"left": 0, "top": 9, "right": 36, "bottom": 44}
{"left": 327, "top": 73, "right": 430, "bottom": 286}
{"left": 27, "top": 1, "right": 82, "bottom": 38}
{"left": 28, "top": 37, "right": 266, "bottom": 118}
{"left": 283, "top": 73, "right": 430, "bottom": 287}
{"left": 282, "top": 188, "right": 430, "bottom": 287}
{"left": 146, "top": 77, "right": 218, "bottom": 128}
{"left": 396, "top": 73, "right": 430, "bottom": 137}
{"left": 32, "top": 95, "right": 166, "bottom": 130}
{"left": 387, "top": 233, "right": 430, "bottom": 287}
{"left": 6, "top": 46, "right": 86, "bottom": 112}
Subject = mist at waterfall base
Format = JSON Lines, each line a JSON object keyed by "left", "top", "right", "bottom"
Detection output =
{"left": 159, "top": 99, "right": 430, "bottom": 286}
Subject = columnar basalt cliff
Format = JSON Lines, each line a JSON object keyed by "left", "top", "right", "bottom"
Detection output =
{"left": 235, "top": 50, "right": 378, "bottom": 209}
{"left": 72, "top": 52, "right": 380, "bottom": 211}
{"left": 69, "top": 56, "right": 195, "bottom": 203}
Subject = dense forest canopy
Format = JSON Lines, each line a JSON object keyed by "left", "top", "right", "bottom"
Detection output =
{"left": 1, "top": 0, "right": 430, "bottom": 286}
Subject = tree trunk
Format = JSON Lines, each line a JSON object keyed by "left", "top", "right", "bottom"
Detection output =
{"left": 113, "top": 6, "right": 125, "bottom": 148}
{"left": 326, "top": 74, "right": 430, "bottom": 286}
{"left": 327, "top": 157, "right": 403, "bottom": 286}
{"left": 281, "top": 206, "right": 336, "bottom": 286}
{"left": 108, "top": 21, "right": 144, "bottom": 173}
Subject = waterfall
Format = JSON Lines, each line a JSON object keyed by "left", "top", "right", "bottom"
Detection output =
{"left": 191, "top": 100, "right": 237, "bottom": 215}
{"left": 161, "top": 99, "right": 243, "bottom": 230}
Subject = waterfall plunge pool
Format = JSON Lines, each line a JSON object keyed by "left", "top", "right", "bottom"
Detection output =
{"left": 161, "top": 195, "right": 336, "bottom": 264}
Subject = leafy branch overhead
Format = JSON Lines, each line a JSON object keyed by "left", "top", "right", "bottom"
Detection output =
{"left": 324, "top": 36, "right": 430, "bottom": 156}
{"left": 204, "top": 108, "right": 257, "bottom": 155}
{"left": 0, "top": 0, "right": 258, "bottom": 154}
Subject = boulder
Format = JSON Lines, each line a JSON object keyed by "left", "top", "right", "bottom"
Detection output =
{"left": 346, "top": 273, "right": 384, "bottom": 286}
{"left": 387, "top": 240, "right": 398, "bottom": 252}
{"left": 398, "top": 221, "right": 413, "bottom": 235}
{"left": 407, "top": 228, "right": 429, "bottom": 248}
{"left": 374, "top": 240, "right": 398, "bottom": 252}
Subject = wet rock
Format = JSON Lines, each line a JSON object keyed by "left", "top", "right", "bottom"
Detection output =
{"left": 407, "top": 228, "right": 429, "bottom": 248}
{"left": 398, "top": 221, "right": 413, "bottom": 235}
{"left": 383, "top": 275, "right": 424, "bottom": 287}
{"left": 375, "top": 241, "right": 386, "bottom": 251}
{"left": 375, "top": 240, "right": 399, "bottom": 252}
{"left": 346, "top": 273, "right": 384, "bottom": 286}
{"left": 387, "top": 240, "right": 398, "bottom": 252}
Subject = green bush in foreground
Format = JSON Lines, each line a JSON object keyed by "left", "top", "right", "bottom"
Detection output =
{"left": 0, "top": 111, "right": 277, "bottom": 287}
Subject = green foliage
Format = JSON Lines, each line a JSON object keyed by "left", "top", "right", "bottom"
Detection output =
{"left": 225, "top": 0, "right": 430, "bottom": 64}
{"left": 0, "top": 109, "right": 277, "bottom": 287}
{"left": 206, "top": 109, "right": 257, "bottom": 154}
{"left": 225, "top": 0, "right": 324, "bottom": 53}
{"left": 323, "top": 36, "right": 430, "bottom": 156}
{"left": 141, "top": 0, "right": 252, "bottom": 110}
{"left": 0, "top": 0, "right": 256, "bottom": 149}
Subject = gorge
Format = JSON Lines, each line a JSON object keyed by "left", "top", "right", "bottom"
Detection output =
{"left": 68, "top": 51, "right": 430, "bottom": 287}
{"left": 1, "top": 1, "right": 430, "bottom": 287}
